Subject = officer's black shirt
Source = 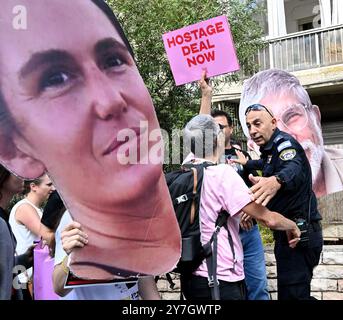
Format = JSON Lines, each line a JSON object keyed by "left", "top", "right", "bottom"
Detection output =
{"left": 245, "top": 129, "right": 322, "bottom": 246}
{"left": 244, "top": 128, "right": 323, "bottom": 292}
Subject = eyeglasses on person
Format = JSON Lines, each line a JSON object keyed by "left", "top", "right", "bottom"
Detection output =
{"left": 218, "top": 124, "right": 229, "bottom": 130}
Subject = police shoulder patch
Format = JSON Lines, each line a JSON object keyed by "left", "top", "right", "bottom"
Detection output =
{"left": 279, "top": 149, "right": 296, "bottom": 161}
{"left": 277, "top": 140, "right": 292, "bottom": 152}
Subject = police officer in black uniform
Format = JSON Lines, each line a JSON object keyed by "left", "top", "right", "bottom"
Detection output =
{"left": 234, "top": 103, "right": 323, "bottom": 300}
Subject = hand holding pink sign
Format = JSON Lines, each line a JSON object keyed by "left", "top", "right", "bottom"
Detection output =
{"left": 163, "top": 15, "right": 240, "bottom": 85}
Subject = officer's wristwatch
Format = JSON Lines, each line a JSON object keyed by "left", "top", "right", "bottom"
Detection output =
{"left": 274, "top": 175, "right": 284, "bottom": 186}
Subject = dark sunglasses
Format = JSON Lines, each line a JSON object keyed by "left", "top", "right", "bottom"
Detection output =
{"left": 245, "top": 104, "right": 274, "bottom": 118}
{"left": 218, "top": 124, "right": 229, "bottom": 130}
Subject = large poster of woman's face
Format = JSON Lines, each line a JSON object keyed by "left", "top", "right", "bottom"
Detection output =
{"left": 0, "top": 0, "right": 181, "bottom": 280}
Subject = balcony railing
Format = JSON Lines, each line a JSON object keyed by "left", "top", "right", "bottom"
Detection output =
{"left": 254, "top": 24, "right": 343, "bottom": 72}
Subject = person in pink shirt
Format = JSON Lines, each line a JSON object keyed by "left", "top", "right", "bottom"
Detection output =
{"left": 181, "top": 114, "right": 300, "bottom": 300}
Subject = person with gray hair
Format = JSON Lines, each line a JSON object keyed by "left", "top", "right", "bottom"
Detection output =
{"left": 180, "top": 114, "right": 301, "bottom": 300}
{"left": 184, "top": 114, "right": 223, "bottom": 160}
{"left": 238, "top": 69, "right": 343, "bottom": 199}
{"left": 196, "top": 72, "right": 269, "bottom": 300}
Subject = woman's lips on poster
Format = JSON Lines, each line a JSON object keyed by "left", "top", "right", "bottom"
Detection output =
{"left": 103, "top": 126, "right": 148, "bottom": 157}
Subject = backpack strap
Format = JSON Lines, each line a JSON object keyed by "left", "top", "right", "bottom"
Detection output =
{"left": 202, "top": 210, "right": 234, "bottom": 300}
{"left": 190, "top": 167, "right": 198, "bottom": 225}
{"left": 223, "top": 224, "right": 236, "bottom": 271}
{"left": 205, "top": 227, "right": 220, "bottom": 300}
{"left": 215, "top": 210, "right": 236, "bottom": 270}
{"left": 181, "top": 162, "right": 214, "bottom": 225}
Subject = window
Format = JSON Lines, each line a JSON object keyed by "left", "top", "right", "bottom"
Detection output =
{"left": 298, "top": 16, "right": 318, "bottom": 31}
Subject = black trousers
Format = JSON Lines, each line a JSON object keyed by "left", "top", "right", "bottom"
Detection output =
{"left": 181, "top": 274, "right": 247, "bottom": 300}
{"left": 275, "top": 242, "right": 322, "bottom": 300}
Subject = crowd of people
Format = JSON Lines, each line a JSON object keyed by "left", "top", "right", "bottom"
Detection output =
{"left": 0, "top": 0, "right": 327, "bottom": 301}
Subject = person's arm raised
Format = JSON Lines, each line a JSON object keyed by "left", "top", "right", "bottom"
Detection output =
{"left": 198, "top": 70, "right": 212, "bottom": 115}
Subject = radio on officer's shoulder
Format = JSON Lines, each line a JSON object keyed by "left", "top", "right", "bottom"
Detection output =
{"left": 295, "top": 218, "right": 309, "bottom": 247}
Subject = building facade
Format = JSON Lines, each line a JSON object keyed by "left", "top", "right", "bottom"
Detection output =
{"left": 214, "top": 0, "right": 343, "bottom": 239}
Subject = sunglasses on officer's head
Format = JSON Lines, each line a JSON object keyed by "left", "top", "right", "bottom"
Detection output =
{"left": 245, "top": 104, "right": 274, "bottom": 118}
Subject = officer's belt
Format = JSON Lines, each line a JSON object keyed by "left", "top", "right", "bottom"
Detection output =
{"left": 274, "top": 220, "right": 322, "bottom": 243}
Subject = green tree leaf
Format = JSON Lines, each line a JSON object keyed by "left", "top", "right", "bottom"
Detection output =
{"left": 107, "top": 0, "right": 265, "bottom": 169}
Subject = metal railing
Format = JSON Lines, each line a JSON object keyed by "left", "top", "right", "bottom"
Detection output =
{"left": 254, "top": 24, "right": 343, "bottom": 72}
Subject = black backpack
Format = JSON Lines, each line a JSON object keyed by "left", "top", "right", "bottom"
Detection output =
{"left": 165, "top": 161, "right": 236, "bottom": 300}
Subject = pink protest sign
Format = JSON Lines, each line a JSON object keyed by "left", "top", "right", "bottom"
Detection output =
{"left": 163, "top": 15, "right": 240, "bottom": 86}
